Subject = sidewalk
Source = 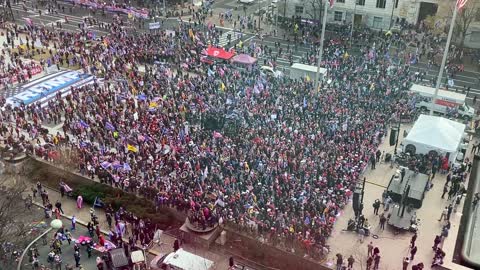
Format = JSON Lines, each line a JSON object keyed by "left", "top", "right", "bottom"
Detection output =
{"left": 23, "top": 172, "right": 232, "bottom": 270}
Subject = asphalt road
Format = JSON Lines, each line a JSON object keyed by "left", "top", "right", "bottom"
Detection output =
{"left": 7, "top": 0, "right": 480, "bottom": 103}
{"left": 25, "top": 216, "right": 103, "bottom": 270}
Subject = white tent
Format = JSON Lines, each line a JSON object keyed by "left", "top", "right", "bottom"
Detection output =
{"left": 402, "top": 115, "right": 465, "bottom": 161}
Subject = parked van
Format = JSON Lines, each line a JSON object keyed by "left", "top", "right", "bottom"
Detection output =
{"left": 410, "top": 84, "right": 475, "bottom": 120}
{"left": 150, "top": 248, "right": 214, "bottom": 270}
{"left": 289, "top": 63, "right": 327, "bottom": 81}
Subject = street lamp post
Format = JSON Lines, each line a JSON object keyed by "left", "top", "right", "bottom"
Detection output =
{"left": 17, "top": 219, "right": 64, "bottom": 270}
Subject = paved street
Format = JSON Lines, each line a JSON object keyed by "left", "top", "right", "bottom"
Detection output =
{"left": 22, "top": 216, "right": 105, "bottom": 270}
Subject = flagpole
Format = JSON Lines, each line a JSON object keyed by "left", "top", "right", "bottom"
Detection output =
{"left": 431, "top": 3, "right": 458, "bottom": 115}
{"left": 314, "top": 0, "right": 329, "bottom": 91}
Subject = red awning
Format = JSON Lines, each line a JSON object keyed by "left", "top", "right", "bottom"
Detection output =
{"left": 204, "top": 46, "right": 235, "bottom": 60}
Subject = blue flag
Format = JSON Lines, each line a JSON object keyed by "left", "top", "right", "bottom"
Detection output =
{"left": 105, "top": 122, "right": 115, "bottom": 131}
{"left": 79, "top": 120, "right": 89, "bottom": 128}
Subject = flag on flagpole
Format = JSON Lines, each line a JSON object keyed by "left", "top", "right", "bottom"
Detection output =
{"left": 457, "top": 0, "right": 468, "bottom": 9}
{"left": 329, "top": 0, "right": 335, "bottom": 8}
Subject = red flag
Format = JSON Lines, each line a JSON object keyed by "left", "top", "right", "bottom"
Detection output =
{"left": 329, "top": 0, "right": 335, "bottom": 8}
{"left": 457, "top": 0, "right": 468, "bottom": 9}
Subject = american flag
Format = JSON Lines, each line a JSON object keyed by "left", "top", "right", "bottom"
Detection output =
{"left": 457, "top": 0, "right": 468, "bottom": 9}
{"left": 329, "top": 0, "right": 335, "bottom": 8}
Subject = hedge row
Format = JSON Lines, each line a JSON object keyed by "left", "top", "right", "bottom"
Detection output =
{"left": 31, "top": 163, "right": 175, "bottom": 228}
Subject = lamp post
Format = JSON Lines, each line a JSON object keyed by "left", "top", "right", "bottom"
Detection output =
{"left": 17, "top": 219, "right": 64, "bottom": 270}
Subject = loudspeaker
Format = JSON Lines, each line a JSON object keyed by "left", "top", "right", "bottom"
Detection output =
{"left": 389, "top": 128, "right": 398, "bottom": 146}
{"left": 173, "top": 240, "right": 179, "bottom": 252}
{"left": 352, "top": 192, "right": 361, "bottom": 211}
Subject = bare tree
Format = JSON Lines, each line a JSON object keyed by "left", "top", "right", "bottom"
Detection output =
{"left": 304, "top": 0, "right": 323, "bottom": 22}
{"left": 449, "top": 0, "right": 480, "bottom": 48}
{"left": 0, "top": 163, "right": 36, "bottom": 262}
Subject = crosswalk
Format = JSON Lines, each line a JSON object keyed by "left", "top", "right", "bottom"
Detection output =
{"left": 218, "top": 30, "right": 239, "bottom": 49}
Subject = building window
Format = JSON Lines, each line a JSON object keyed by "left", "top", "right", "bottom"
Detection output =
{"left": 373, "top": 16, "right": 383, "bottom": 28}
{"left": 295, "top": 5, "right": 303, "bottom": 14}
{"left": 471, "top": 31, "right": 480, "bottom": 43}
{"left": 357, "top": 0, "right": 365, "bottom": 6}
{"left": 376, "top": 0, "right": 386, "bottom": 8}
{"left": 476, "top": 9, "right": 480, "bottom": 21}
{"left": 334, "top": 11, "right": 343, "bottom": 21}
{"left": 337, "top": 0, "right": 345, "bottom": 3}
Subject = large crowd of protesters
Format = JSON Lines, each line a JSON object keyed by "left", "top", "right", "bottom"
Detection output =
{"left": 0, "top": 6, "right": 427, "bottom": 259}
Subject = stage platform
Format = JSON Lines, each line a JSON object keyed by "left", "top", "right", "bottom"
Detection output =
{"left": 387, "top": 169, "right": 429, "bottom": 208}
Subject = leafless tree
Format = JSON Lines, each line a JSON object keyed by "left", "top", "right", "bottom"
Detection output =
{"left": 304, "top": 0, "right": 323, "bottom": 22}
{"left": 0, "top": 162, "right": 36, "bottom": 261}
{"left": 447, "top": 0, "right": 480, "bottom": 48}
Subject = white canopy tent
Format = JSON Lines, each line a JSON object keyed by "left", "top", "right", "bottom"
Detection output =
{"left": 402, "top": 115, "right": 466, "bottom": 162}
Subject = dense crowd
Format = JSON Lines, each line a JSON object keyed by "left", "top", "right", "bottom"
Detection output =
{"left": 0, "top": 11, "right": 420, "bottom": 257}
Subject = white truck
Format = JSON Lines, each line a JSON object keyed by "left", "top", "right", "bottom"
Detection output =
{"left": 410, "top": 84, "right": 475, "bottom": 120}
{"left": 289, "top": 63, "right": 327, "bottom": 81}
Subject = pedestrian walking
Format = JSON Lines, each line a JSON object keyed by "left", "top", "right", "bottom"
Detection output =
{"left": 54, "top": 254, "right": 62, "bottom": 270}
{"left": 335, "top": 253, "right": 343, "bottom": 270}
{"left": 379, "top": 214, "right": 386, "bottom": 230}
{"left": 54, "top": 200, "right": 64, "bottom": 214}
{"left": 410, "top": 232, "right": 417, "bottom": 247}
{"left": 373, "top": 199, "right": 381, "bottom": 215}
{"left": 447, "top": 204, "right": 453, "bottom": 220}
{"left": 366, "top": 256, "right": 373, "bottom": 270}
{"left": 65, "top": 230, "right": 72, "bottom": 245}
{"left": 86, "top": 244, "right": 93, "bottom": 258}
{"left": 106, "top": 213, "right": 112, "bottom": 228}
{"left": 433, "top": 235, "right": 441, "bottom": 251}
{"left": 358, "top": 227, "right": 365, "bottom": 243}
{"left": 74, "top": 250, "right": 81, "bottom": 267}
{"left": 367, "top": 242, "right": 374, "bottom": 256}
{"left": 441, "top": 183, "right": 448, "bottom": 199}
{"left": 71, "top": 215, "right": 76, "bottom": 231}
{"left": 410, "top": 245, "right": 417, "bottom": 260}
{"left": 347, "top": 255, "right": 355, "bottom": 269}
{"left": 373, "top": 255, "right": 381, "bottom": 270}
{"left": 438, "top": 207, "right": 448, "bottom": 221}
{"left": 402, "top": 257, "right": 410, "bottom": 270}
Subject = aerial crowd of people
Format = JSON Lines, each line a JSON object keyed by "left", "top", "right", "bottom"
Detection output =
{"left": 0, "top": 0, "right": 472, "bottom": 268}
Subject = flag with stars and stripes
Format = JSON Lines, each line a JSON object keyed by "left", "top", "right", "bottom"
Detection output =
{"left": 457, "top": 0, "right": 468, "bottom": 9}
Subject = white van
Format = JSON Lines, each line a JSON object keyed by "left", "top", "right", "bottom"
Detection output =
{"left": 289, "top": 63, "right": 327, "bottom": 81}
{"left": 410, "top": 84, "right": 475, "bottom": 120}
{"left": 150, "top": 249, "right": 214, "bottom": 270}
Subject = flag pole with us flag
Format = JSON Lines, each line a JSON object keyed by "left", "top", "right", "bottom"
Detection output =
{"left": 431, "top": 0, "right": 467, "bottom": 115}
{"left": 314, "top": 0, "right": 335, "bottom": 91}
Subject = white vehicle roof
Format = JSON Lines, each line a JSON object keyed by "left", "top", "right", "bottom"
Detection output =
{"left": 410, "top": 84, "right": 466, "bottom": 102}
{"left": 290, "top": 63, "right": 327, "bottom": 74}
{"left": 163, "top": 249, "right": 214, "bottom": 270}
